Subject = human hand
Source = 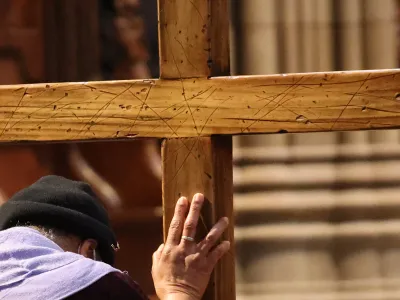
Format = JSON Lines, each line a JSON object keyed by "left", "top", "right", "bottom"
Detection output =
{"left": 151, "top": 193, "right": 230, "bottom": 300}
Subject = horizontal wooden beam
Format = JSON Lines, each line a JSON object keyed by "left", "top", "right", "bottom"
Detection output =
{"left": 0, "top": 69, "right": 398, "bottom": 142}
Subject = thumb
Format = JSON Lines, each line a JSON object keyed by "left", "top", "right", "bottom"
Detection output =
{"left": 152, "top": 243, "right": 165, "bottom": 263}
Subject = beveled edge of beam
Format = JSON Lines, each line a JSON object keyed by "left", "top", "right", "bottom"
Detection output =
{"left": 0, "top": 68, "right": 396, "bottom": 90}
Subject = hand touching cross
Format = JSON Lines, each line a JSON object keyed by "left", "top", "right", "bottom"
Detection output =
{"left": 151, "top": 194, "right": 230, "bottom": 300}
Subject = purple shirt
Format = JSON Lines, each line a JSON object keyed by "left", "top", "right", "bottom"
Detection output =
{"left": 0, "top": 227, "right": 147, "bottom": 299}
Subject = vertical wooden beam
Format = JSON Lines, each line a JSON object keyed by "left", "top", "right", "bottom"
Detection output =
{"left": 162, "top": 137, "right": 234, "bottom": 299}
{"left": 158, "top": 0, "right": 235, "bottom": 299}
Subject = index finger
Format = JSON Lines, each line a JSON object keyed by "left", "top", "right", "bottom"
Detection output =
{"left": 165, "top": 197, "right": 188, "bottom": 246}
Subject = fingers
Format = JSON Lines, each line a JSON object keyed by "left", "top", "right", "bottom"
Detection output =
{"left": 181, "top": 193, "right": 204, "bottom": 245}
{"left": 199, "top": 217, "right": 229, "bottom": 254}
{"left": 207, "top": 241, "right": 230, "bottom": 266}
{"left": 165, "top": 197, "right": 188, "bottom": 246}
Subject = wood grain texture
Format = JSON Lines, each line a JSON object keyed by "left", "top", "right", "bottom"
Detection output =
{"left": 161, "top": 137, "right": 235, "bottom": 299}
{"left": 159, "top": 0, "right": 235, "bottom": 299}
{"left": 158, "top": 0, "right": 209, "bottom": 78}
{"left": 209, "top": 0, "right": 230, "bottom": 76}
{"left": 158, "top": 0, "right": 229, "bottom": 78}
{"left": 0, "top": 69, "right": 398, "bottom": 142}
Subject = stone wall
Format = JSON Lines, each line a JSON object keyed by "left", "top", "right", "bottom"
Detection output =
{"left": 232, "top": 1, "right": 400, "bottom": 299}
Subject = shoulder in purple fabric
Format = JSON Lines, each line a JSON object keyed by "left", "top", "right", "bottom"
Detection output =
{"left": 0, "top": 227, "right": 120, "bottom": 300}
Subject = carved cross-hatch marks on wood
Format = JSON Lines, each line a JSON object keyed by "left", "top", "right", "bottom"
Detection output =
{"left": 0, "top": 69, "right": 399, "bottom": 142}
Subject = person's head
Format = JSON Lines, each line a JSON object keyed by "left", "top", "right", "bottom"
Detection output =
{"left": 16, "top": 221, "right": 101, "bottom": 261}
{"left": 0, "top": 175, "right": 119, "bottom": 265}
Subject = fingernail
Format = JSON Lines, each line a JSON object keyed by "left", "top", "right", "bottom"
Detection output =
{"left": 178, "top": 197, "right": 187, "bottom": 205}
{"left": 222, "top": 217, "right": 229, "bottom": 224}
{"left": 194, "top": 193, "right": 204, "bottom": 202}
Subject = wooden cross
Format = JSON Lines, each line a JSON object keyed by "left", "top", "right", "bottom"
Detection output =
{"left": 0, "top": 0, "right": 399, "bottom": 298}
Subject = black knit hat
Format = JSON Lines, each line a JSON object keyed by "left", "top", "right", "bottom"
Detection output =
{"left": 0, "top": 175, "right": 119, "bottom": 266}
